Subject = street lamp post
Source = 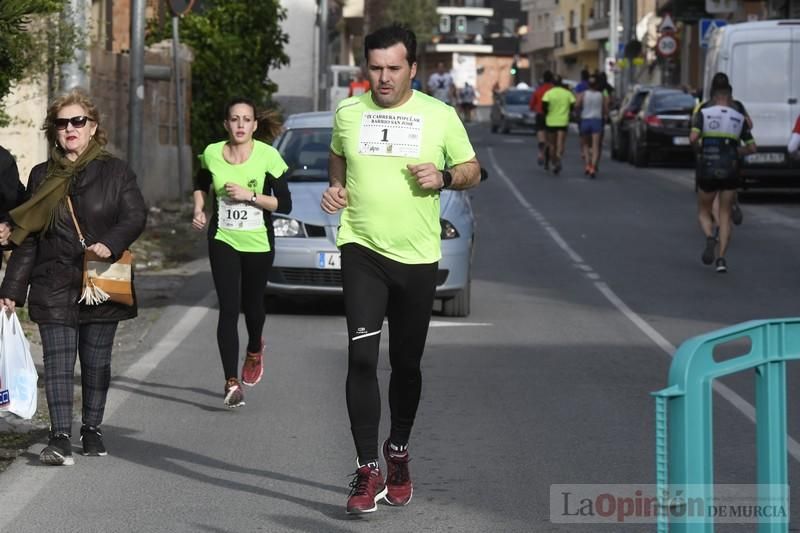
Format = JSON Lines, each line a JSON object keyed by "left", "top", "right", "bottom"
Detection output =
{"left": 167, "top": 0, "right": 196, "bottom": 198}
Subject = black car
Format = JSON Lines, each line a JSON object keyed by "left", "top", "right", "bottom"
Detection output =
{"left": 609, "top": 85, "right": 652, "bottom": 161}
{"left": 627, "top": 88, "right": 697, "bottom": 167}
{"left": 490, "top": 88, "right": 535, "bottom": 134}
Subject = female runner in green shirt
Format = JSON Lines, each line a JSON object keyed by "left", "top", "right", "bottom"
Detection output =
{"left": 192, "top": 98, "right": 292, "bottom": 407}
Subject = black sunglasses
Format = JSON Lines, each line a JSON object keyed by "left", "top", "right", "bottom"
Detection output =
{"left": 54, "top": 116, "right": 95, "bottom": 130}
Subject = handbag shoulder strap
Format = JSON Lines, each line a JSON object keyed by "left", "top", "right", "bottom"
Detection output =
{"left": 65, "top": 196, "right": 86, "bottom": 249}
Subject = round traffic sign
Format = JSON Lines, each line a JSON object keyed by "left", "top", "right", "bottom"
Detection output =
{"left": 656, "top": 34, "right": 678, "bottom": 57}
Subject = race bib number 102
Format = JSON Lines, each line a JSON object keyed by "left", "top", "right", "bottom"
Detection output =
{"left": 358, "top": 112, "right": 423, "bottom": 158}
{"left": 217, "top": 197, "right": 264, "bottom": 231}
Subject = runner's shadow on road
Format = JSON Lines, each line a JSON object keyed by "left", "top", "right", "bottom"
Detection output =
{"left": 100, "top": 425, "right": 352, "bottom": 521}
{"left": 111, "top": 376, "right": 225, "bottom": 412}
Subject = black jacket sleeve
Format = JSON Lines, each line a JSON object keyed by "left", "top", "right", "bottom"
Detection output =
{"left": 0, "top": 146, "right": 24, "bottom": 224}
{"left": 0, "top": 165, "right": 45, "bottom": 305}
{"left": 265, "top": 171, "right": 292, "bottom": 215}
{"left": 97, "top": 163, "right": 148, "bottom": 260}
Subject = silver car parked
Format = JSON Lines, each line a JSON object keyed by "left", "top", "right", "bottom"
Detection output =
{"left": 269, "top": 111, "right": 477, "bottom": 317}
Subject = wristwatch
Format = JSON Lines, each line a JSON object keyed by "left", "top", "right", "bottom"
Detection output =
{"left": 439, "top": 170, "right": 453, "bottom": 191}
{"left": 250, "top": 193, "right": 258, "bottom": 204}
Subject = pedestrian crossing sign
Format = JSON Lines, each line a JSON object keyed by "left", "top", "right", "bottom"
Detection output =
{"left": 700, "top": 18, "right": 727, "bottom": 48}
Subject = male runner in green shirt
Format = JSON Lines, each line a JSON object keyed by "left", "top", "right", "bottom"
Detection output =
{"left": 321, "top": 24, "right": 481, "bottom": 515}
{"left": 541, "top": 76, "right": 576, "bottom": 174}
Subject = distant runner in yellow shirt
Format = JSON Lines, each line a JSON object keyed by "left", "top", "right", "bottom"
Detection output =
{"left": 541, "top": 76, "right": 576, "bottom": 175}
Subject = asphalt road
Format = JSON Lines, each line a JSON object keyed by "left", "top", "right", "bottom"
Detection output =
{"left": 1, "top": 124, "right": 800, "bottom": 532}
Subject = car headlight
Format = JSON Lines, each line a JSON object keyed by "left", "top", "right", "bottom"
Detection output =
{"left": 273, "top": 217, "right": 303, "bottom": 237}
{"left": 440, "top": 218, "right": 460, "bottom": 240}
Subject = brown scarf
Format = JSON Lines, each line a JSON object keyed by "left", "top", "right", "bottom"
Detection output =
{"left": 10, "top": 139, "right": 109, "bottom": 245}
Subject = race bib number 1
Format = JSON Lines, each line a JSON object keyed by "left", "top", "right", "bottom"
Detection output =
{"left": 358, "top": 112, "right": 423, "bottom": 158}
{"left": 218, "top": 197, "right": 264, "bottom": 231}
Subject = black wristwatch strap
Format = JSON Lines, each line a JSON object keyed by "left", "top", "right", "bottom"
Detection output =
{"left": 440, "top": 170, "right": 453, "bottom": 190}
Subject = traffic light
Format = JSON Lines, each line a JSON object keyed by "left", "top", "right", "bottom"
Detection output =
{"left": 510, "top": 61, "right": 518, "bottom": 76}
{"left": 455, "top": 15, "right": 467, "bottom": 33}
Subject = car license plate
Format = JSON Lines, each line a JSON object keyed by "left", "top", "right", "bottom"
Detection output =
{"left": 745, "top": 153, "right": 786, "bottom": 164}
{"left": 672, "top": 136, "right": 690, "bottom": 145}
{"left": 317, "top": 252, "right": 341, "bottom": 269}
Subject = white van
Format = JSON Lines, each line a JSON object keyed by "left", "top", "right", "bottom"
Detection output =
{"left": 328, "top": 65, "right": 361, "bottom": 111}
{"left": 704, "top": 20, "right": 800, "bottom": 185}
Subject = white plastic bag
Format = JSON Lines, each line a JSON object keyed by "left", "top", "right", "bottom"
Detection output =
{"left": 0, "top": 311, "right": 38, "bottom": 419}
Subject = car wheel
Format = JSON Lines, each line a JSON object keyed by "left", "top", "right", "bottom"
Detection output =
{"left": 610, "top": 135, "right": 620, "bottom": 160}
{"left": 626, "top": 135, "right": 635, "bottom": 163}
{"left": 502, "top": 121, "right": 510, "bottom": 134}
{"left": 632, "top": 138, "right": 648, "bottom": 167}
{"left": 442, "top": 278, "right": 471, "bottom": 317}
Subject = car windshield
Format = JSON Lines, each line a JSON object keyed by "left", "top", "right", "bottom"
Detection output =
{"left": 276, "top": 127, "right": 332, "bottom": 182}
{"left": 504, "top": 91, "right": 532, "bottom": 105}
{"left": 651, "top": 92, "right": 696, "bottom": 113}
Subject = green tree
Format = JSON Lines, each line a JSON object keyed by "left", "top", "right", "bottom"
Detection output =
{"left": 0, "top": 0, "right": 81, "bottom": 127}
{"left": 148, "top": 0, "right": 289, "bottom": 157}
{"left": 379, "top": 0, "right": 438, "bottom": 47}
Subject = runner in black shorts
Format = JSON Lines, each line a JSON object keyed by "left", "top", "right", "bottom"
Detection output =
{"left": 321, "top": 24, "right": 481, "bottom": 515}
{"left": 690, "top": 76, "right": 756, "bottom": 273}
{"left": 692, "top": 73, "right": 752, "bottom": 226}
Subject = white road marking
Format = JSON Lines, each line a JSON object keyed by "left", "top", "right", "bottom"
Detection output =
{"left": 487, "top": 147, "right": 800, "bottom": 463}
{"left": 429, "top": 321, "right": 493, "bottom": 328}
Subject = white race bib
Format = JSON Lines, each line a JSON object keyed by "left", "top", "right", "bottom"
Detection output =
{"left": 358, "top": 112, "right": 423, "bottom": 158}
{"left": 217, "top": 197, "right": 263, "bottom": 231}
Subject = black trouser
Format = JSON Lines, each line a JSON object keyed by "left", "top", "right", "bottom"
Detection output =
{"left": 341, "top": 243, "right": 438, "bottom": 462}
{"left": 208, "top": 238, "right": 274, "bottom": 380}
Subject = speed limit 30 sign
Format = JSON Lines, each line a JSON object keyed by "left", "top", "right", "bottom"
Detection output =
{"left": 656, "top": 34, "right": 678, "bottom": 57}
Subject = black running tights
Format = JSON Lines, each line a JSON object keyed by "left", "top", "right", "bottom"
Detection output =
{"left": 208, "top": 238, "right": 273, "bottom": 380}
{"left": 341, "top": 243, "right": 437, "bottom": 463}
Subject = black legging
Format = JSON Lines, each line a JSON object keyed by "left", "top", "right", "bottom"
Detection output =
{"left": 341, "top": 243, "right": 438, "bottom": 462}
{"left": 208, "top": 238, "right": 274, "bottom": 380}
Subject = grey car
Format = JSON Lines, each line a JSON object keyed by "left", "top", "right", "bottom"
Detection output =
{"left": 490, "top": 88, "right": 535, "bottom": 134}
{"left": 268, "top": 111, "right": 477, "bottom": 317}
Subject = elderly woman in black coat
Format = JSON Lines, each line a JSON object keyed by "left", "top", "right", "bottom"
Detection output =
{"left": 0, "top": 88, "right": 147, "bottom": 466}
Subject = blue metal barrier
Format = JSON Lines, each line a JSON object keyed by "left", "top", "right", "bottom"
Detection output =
{"left": 652, "top": 318, "right": 800, "bottom": 532}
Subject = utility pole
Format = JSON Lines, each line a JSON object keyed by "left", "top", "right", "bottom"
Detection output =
{"left": 128, "top": 0, "right": 145, "bottom": 181}
{"left": 171, "top": 16, "right": 186, "bottom": 197}
{"left": 608, "top": 0, "right": 619, "bottom": 89}
{"left": 621, "top": 0, "right": 635, "bottom": 95}
{"left": 318, "top": 0, "right": 329, "bottom": 111}
{"left": 167, "top": 0, "right": 195, "bottom": 198}
{"left": 61, "top": 0, "right": 89, "bottom": 91}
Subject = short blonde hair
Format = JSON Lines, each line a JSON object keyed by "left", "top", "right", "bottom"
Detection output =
{"left": 42, "top": 88, "right": 108, "bottom": 147}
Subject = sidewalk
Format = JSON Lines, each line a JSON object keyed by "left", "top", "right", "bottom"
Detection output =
{"left": 0, "top": 202, "right": 207, "bottom": 470}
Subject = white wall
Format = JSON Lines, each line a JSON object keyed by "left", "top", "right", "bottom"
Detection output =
{"left": 271, "top": 0, "right": 317, "bottom": 115}
{"left": 0, "top": 81, "right": 50, "bottom": 185}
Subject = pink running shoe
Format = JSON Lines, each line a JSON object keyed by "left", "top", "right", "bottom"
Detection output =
{"left": 241, "top": 338, "right": 264, "bottom": 386}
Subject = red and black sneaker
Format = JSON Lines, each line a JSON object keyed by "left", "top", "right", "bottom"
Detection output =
{"left": 382, "top": 440, "right": 413, "bottom": 506}
{"left": 346, "top": 464, "right": 387, "bottom": 515}
{"left": 241, "top": 338, "right": 264, "bottom": 386}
